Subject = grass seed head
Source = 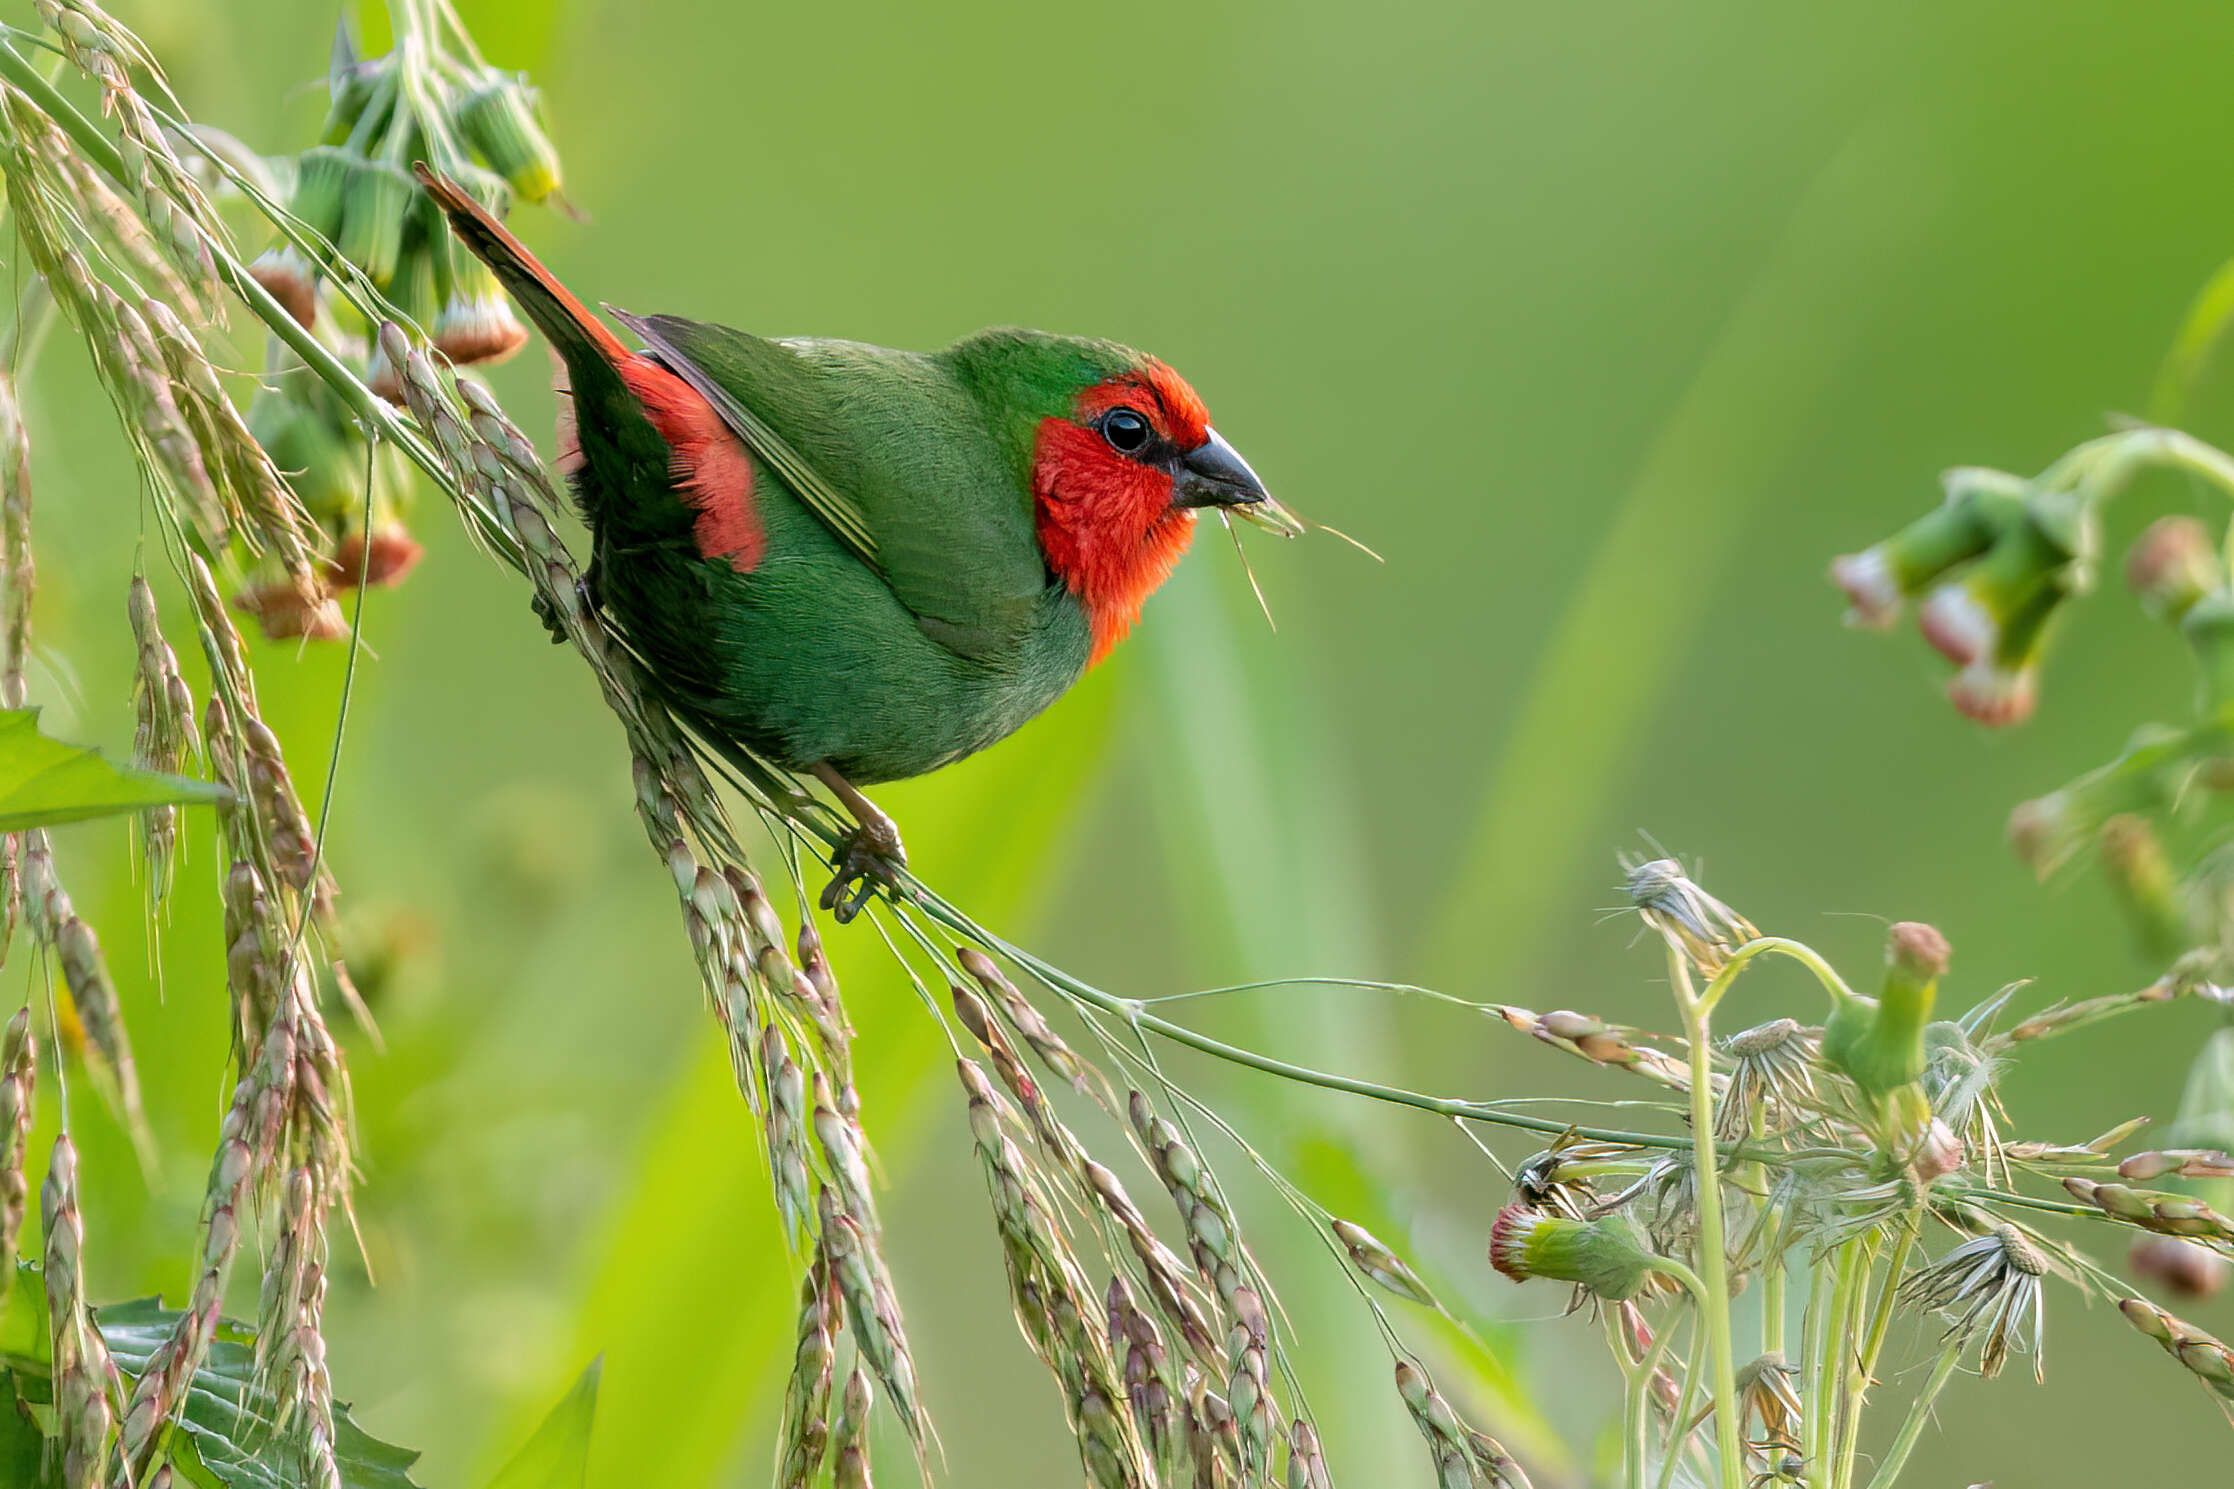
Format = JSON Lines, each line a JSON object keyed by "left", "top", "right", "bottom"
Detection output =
{"left": 55, "top": 912, "right": 148, "bottom": 1144}
{"left": 0, "top": 1008, "right": 31, "bottom": 1300}
{"left": 1285, "top": 1420, "right": 1331, "bottom": 1489}
{"left": 41, "top": 1134, "right": 120, "bottom": 1487}
{"left": 2121, "top": 1296, "right": 2234, "bottom": 1402}
{"left": 1331, "top": 1217, "right": 1437, "bottom": 1307}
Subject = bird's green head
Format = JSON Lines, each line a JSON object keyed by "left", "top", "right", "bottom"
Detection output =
{"left": 944, "top": 327, "right": 1298, "bottom": 663}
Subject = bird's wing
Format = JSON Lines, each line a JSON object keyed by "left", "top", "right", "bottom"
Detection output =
{"left": 613, "top": 313, "right": 1048, "bottom": 660}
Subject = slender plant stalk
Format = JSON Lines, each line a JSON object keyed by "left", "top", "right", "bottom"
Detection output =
{"left": 1860, "top": 1341, "right": 1962, "bottom": 1489}
{"left": 1669, "top": 946, "right": 1745, "bottom": 1489}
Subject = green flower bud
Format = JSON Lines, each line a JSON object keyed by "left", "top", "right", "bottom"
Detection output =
{"left": 247, "top": 380, "right": 359, "bottom": 523}
{"left": 250, "top": 146, "right": 355, "bottom": 328}
{"left": 2182, "top": 587, "right": 2234, "bottom": 710}
{"left": 1488, "top": 1204, "right": 1659, "bottom": 1300}
{"left": 2097, "top": 814, "right": 2187, "bottom": 961}
{"left": 1831, "top": 467, "right": 2027, "bottom": 629}
{"left": 458, "top": 73, "right": 563, "bottom": 204}
{"left": 1822, "top": 922, "right": 1947, "bottom": 1097}
{"left": 1917, "top": 495, "right": 2084, "bottom": 667}
{"left": 290, "top": 145, "right": 356, "bottom": 244}
{"left": 334, "top": 157, "right": 418, "bottom": 287}
{"left": 322, "top": 52, "right": 396, "bottom": 146}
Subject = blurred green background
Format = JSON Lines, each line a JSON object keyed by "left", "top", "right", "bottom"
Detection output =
{"left": 14, "top": 0, "right": 2234, "bottom": 1482}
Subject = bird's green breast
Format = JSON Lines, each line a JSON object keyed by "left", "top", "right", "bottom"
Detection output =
{"left": 597, "top": 447, "right": 1092, "bottom": 784}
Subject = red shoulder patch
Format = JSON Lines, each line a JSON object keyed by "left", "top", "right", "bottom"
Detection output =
{"left": 614, "top": 355, "right": 763, "bottom": 572}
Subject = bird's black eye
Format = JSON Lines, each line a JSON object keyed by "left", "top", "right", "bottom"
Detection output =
{"left": 1100, "top": 407, "right": 1152, "bottom": 455}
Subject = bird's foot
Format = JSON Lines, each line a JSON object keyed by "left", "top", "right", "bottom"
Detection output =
{"left": 532, "top": 572, "right": 599, "bottom": 645}
{"left": 819, "top": 815, "right": 906, "bottom": 924}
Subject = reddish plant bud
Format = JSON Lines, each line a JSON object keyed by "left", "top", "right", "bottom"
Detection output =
{"left": 328, "top": 526, "right": 423, "bottom": 589}
{"left": 233, "top": 581, "right": 348, "bottom": 642}
{"left": 2131, "top": 1235, "right": 2230, "bottom": 1300}
{"left": 2126, "top": 516, "right": 2223, "bottom": 624}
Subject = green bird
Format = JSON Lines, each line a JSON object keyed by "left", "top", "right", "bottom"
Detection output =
{"left": 420, "top": 169, "right": 1299, "bottom": 917}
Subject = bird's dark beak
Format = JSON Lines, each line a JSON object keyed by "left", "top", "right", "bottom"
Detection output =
{"left": 1174, "top": 428, "right": 1304, "bottom": 535}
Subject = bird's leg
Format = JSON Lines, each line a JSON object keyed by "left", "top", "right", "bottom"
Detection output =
{"left": 812, "top": 761, "right": 907, "bottom": 923}
{"left": 532, "top": 559, "right": 601, "bottom": 645}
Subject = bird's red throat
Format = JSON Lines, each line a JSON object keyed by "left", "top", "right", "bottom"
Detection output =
{"left": 1033, "top": 364, "right": 1210, "bottom": 665}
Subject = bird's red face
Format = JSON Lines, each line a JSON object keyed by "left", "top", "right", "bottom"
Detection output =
{"left": 1032, "top": 360, "right": 1287, "bottom": 663}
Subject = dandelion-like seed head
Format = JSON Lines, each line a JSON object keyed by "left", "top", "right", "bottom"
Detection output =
{"left": 1718, "top": 1018, "right": 1819, "bottom": 1143}
{"left": 1901, "top": 1224, "right": 2049, "bottom": 1381}
{"left": 1621, "top": 857, "right": 1758, "bottom": 976}
{"left": 1732, "top": 1352, "right": 1803, "bottom": 1449}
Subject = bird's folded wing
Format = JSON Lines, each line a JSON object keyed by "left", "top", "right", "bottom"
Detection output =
{"left": 612, "top": 312, "right": 1046, "bottom": 661}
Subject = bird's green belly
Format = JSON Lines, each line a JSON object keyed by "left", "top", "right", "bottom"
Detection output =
{"left": 602, "top": 542, "right": 1092, "bottom": 785}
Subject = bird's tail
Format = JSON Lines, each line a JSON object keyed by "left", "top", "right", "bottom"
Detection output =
{"left": 414, "top": 164, "right": 632, "bottom": 373}
{"left": 416, "top": 165, "right": 763, "bottom": 568}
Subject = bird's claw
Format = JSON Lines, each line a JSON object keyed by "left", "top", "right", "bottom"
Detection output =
{"left": 531, "top": 575, "right": 598, "bottom": 645}
{"left": 819, "top": 820, "right": 906, "bottom": 924}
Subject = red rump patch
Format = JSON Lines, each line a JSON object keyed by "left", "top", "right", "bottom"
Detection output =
{"left": 1033, "top": 360, "right": 1213, "bottom": 665}
{"left": 548, "top": 347, "right": 763, "bottom": 571}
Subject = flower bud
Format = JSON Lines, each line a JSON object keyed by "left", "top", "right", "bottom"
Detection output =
{"left": 334, "top": 157, "right": 418, "bottom": 288}
{"left": 1822, "top": 921, "right": 1945, "bottom": 1097}
{"left": 233, "top": 581, "right": 348, "bottom": 642}
{"left": 2183, "top": 587, "right": 2234, "bottom": 711}
{"left": 250, "top": 146, "right": 355, "bottom": 328}
{"left": 1942, "top": 585, "right": 2057, "bottom": 726}
{"left": 428, "top": 175, "right": 528, "bottom": 365}
{"left": 1916, "top": 491, "right": 2092, "bottom": 666}
{"left": 1488, "top": 1203, "right": 1659, "bottom": 1300}
{"left": 1831, "top": 467, "right": 2027, "bottom": 629}
{"left": 458, "top": 73, "right": 563, "bottom": 204}
{"left": 2097, "top": 814, "right": 2187, "bottom": 961}
{"left": 329, "top": 526, "right": 423, "bottom": 590}
{"left": 321, "top": 48, "right": 396, "bottom": 146}
{"left": 247, "top": 379, "right": 359, "bottom": 524}
{"left": 2129, "top": 1235, "right": 2229, "bottom": 1300}
{"left": 2126, "top": 515, "right": 2223, "bottom": 624}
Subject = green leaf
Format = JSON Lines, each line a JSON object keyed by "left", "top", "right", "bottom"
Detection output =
{"left": 2, "top": 1267, "right": 423, "bottom": 1489}
{"left": 0, "top": 1370, "right": 55, "bottom": 1489}
{"left": 98, "top": 1297, "right": 422, "bottom": 1489}
{"left": 0, "top": 709, "right": 224, "bottom": 832}
{"left": 484, "top": 1360, "right": 600, "bottom": 1489}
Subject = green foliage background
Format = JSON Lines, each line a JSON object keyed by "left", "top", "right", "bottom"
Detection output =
{"left": 9, "top": 0, "right": 2234, "bottom": 1482}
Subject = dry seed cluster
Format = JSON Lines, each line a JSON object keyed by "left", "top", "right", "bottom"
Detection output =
{"left": 0, "top": 9, "right": 380, "bottom": 1480}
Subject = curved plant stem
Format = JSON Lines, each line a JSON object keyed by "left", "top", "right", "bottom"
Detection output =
{"left": 1697, "top": 935, "right": 1859, "bottom": 1017}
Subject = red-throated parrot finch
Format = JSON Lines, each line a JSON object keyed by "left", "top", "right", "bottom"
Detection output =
{"left": 418, "top": 167, "right": 1300, "bottom": 917}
